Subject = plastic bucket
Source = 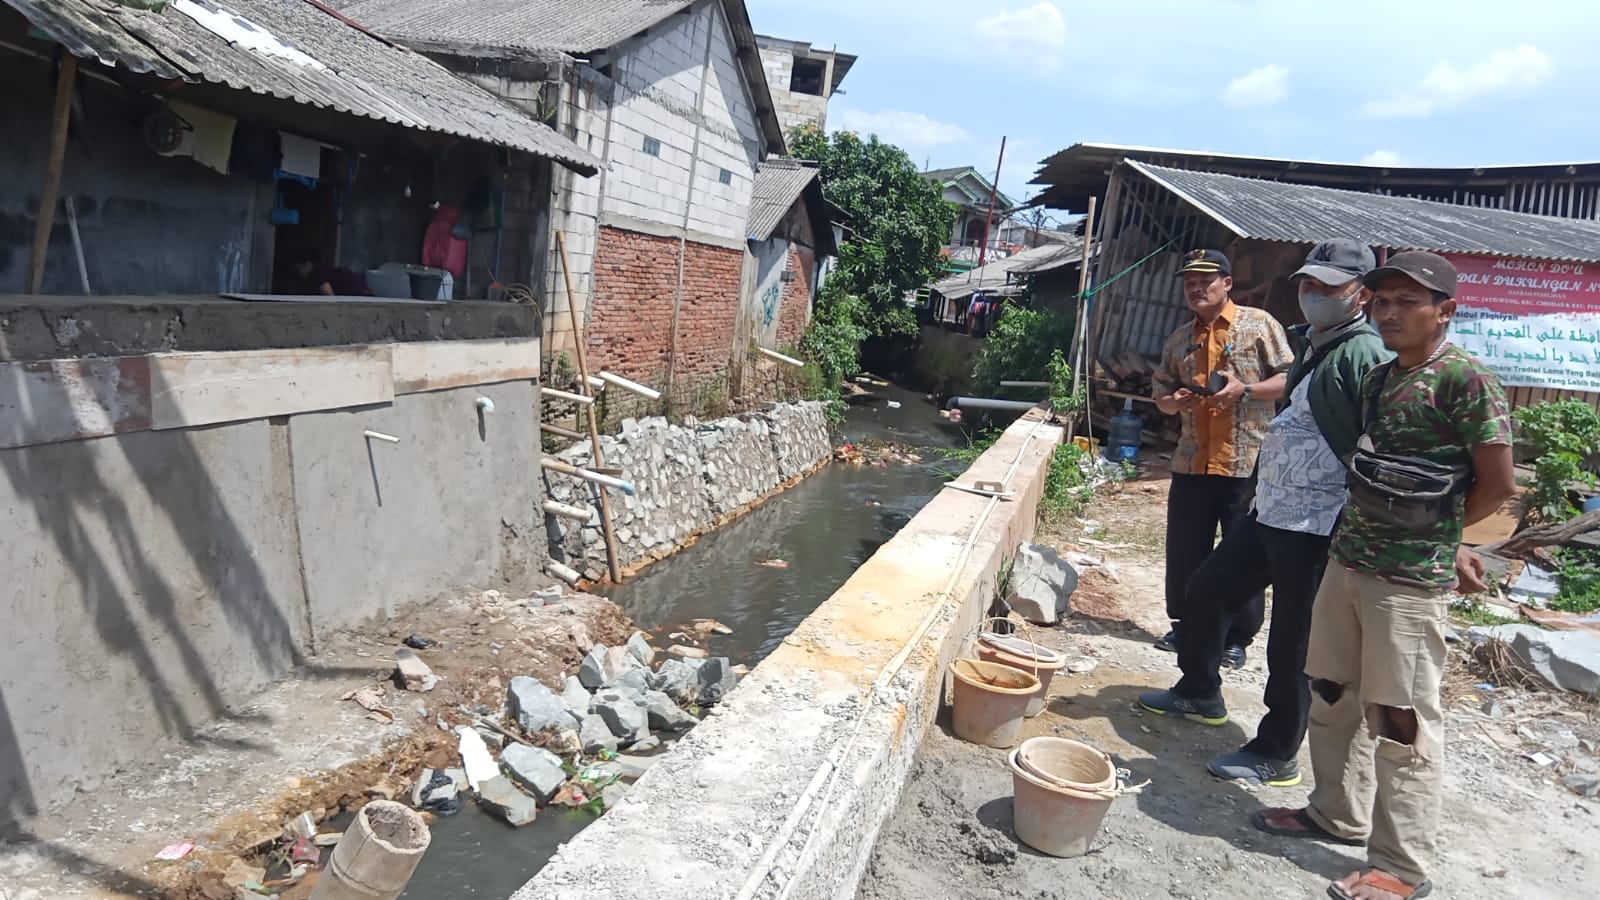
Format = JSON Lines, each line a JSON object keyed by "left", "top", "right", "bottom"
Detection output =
{"left": 977, "top": 635, "right": 1066, "bottom": 718}
{"left": 407, "top": 270, "right": 444, "bottom": 301}
{"left": 1008, "top": 737, "right": 1117, "bottom": 858}
{"left": 948, "top": 659, "right": 1038, "bottom": 748}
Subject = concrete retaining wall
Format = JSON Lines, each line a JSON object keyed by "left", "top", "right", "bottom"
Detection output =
{"left": 546, "top": 401, "right": 833, "bottom": 579}
{"left": 516, "top": 410, "right": 1061, "bottom": 900}
{"left": 0, "top": 338, "right": 546, "bottom": 829}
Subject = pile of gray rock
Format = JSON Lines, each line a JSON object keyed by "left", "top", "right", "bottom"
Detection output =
{"left": 545, "top": 401, "right": 832, "bottom": 580}
{"left": 433, "top": 629, "right": 744, "bottom": 827}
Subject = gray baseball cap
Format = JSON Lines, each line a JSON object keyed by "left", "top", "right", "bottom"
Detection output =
{"left": 1291, "top": 239, "right": 1377, "bottom": 286}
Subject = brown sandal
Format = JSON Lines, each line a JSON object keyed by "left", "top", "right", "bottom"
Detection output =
{"left": 1250, "top": 807, "right": 1366, "bottom": 847}
{"left": 1328, "top": 869, "right": 1433, "bottom": 900}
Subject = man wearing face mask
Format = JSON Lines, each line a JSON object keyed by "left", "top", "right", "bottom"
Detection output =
{"left": 1140, "top": 240, "right": 1391, "bottom": 788}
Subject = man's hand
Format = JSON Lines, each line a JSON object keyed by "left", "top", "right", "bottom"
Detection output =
{"left": 1203, "top": 370, "right": 1248, "bottom": 410}
{"left": 1456, "top": 546, "right": 1489, "bottom": 594}
{"left": 1157, "top": 388, "right": 1204, "bottom": 416}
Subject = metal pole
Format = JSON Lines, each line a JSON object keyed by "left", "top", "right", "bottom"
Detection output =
{"left": 1067, "top": 197, "right": 1098, "bottom": 441}
{"left": 976, "top": 136, "right": 1006, "bottom": 271}
{"left": 554, "top": 230, "right": 623, "bottom": 582}
{"left": 26, "top": 54, "right": 78, "bottom": 295}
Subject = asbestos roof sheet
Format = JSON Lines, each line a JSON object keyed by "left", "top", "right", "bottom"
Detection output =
{"left": 7, "top": 0, "right": 602, "bottom": 172}
{"left": 1131, "top": 161, "right": 1600, "bottom": 263}
{"left": 748, "top": 159, "right": 819, "bottom": 240}
{"left": 932, "top": 242, "right": 1081, "bottom": 302}
{"left": 336, "top": 0, "right": 693, "bottom": 54}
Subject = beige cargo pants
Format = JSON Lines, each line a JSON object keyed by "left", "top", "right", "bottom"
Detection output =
{"left": 1302, "top": 562, "right": 1449, "bottom": 887}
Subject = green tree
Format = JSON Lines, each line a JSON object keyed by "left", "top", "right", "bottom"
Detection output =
{"left": 788, "top": 124, "right": 957, "bottom": 338}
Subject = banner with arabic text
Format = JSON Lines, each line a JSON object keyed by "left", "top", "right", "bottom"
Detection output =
{"left": 1445, "top": 253, "right": 1600, "bottom": 392}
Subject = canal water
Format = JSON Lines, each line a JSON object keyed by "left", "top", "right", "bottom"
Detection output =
{"left": 398, "top": 383, "right": 975, "bottom": 899}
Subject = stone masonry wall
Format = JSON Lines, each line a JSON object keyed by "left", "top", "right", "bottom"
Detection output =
{"left": 544, "top": 400, "right": 832, "bottom": 580}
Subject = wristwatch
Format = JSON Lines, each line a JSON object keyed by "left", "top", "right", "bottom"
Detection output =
{"left": 1241, "top": 384, "right": 1254, "bottom": 403}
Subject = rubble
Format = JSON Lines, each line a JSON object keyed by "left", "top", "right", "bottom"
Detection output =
{"left": 394, "top": 649, "right": 439, "bottom": 692}
{"left": 579, "top": 714, "right": 620, "bottom": 754}
{"left": 1565, "top": 774, "right": 1600, "bottom": 798}
{"left": 562, "top": 675, "right": 593, "bottom": 714}
{"left": 627, "top": 631, "right": 657, "bottom": 666}
{"left": 653, "top": 658, "right": 704, "bottom": 706}
{"left": 508, "top": 676, "right": 568, "bottom": 734}
{"left": 477, "top": 776, "right": 539, "bottom": 827}
{"left": 501, "top": 744, "right": 568, "bottom": 803}
{"left": 1007, "top": 542, "right": 1080, "bottom": 625}
{"left": 1468, "top": 624, "right": 1600, "bottom": 695}
{"left": 666, "top": 644, "right": 710, "bottom": 660}
{"left": 595, "top": 691, "right": 650, "bottom": 743}
{"left": 697, "top": 657, "right": 739, "bottom": 705}
{"left": 578, "top": 646, "right": 609, "bottom": 689}
{"left": 605, "top": 666, "right": 652, "bottom": 699}
{"left": 644, "top": 690, "right": 697, "bottom": 731}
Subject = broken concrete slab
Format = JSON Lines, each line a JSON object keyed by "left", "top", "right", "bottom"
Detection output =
{"left": 1007, "top": 542, "right": 1079, "bottom": 626}
{"left": 696, "top": 657, "right": 739, "bottom": 706}
{"left": 501, "top": 744, "right": 568, "bottom": 803}
{"left": 508, "top": 676, "right": 568, "bottom": 734}
{"left": 477, "top": 776, "right": 539, "bottom": 827}
{"left": 561, "top": 675, "right": 592, "bottom": 714}
{"left": 594, "top": 691, "right": 649, "bottom": 743}
{"left": 1469, "top": 624, "right": 1600, "bottom": 695}
{"left": 653, "top": 658, "right": 702, "bottom": 707}
{"left": 627, "top": 631, "right": 657, "bottom": 667}
{"left": 394, "top": 648, "right": 439, "bottom": 692}
{"left": 643, "top": 690, "right": 696, "bottom": 731}
{"left": 528, "top": 586, "right": 564, "bottom": 608}
{"left": 578, "top": 646, "right": 609, "bottom": 690}
{"left": 578, "top": 714, "right": 619, "bottom": 755}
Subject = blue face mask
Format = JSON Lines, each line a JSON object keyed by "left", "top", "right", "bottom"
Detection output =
{"left": 1298, "top": 283, "right": 1359, "bottom": 328}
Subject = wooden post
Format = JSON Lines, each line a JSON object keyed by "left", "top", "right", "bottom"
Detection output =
{"left": 26, "top": 54, "right": 79, "bottom": 295}
{"left": 554, "top": 230, "right": 623, "bottom": 583}
{"left": 1067, "top": 196, "right": 1098, "bottom": 441}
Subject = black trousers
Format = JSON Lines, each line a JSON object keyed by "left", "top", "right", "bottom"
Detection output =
{"left": 1165, "top": 473, "right": 1266, "bottom": 647}
{"left": 1174, "top": 513, "right": 1332, "bottom": 761}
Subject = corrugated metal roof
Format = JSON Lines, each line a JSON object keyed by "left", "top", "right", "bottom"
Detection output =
{"left": 337, "top": 0, "right": 692, "bottom": 54}
{"left": 931, "top": 242, "right": 1082, "bottom": 302}
{"left": 5, "top": 0, "right": 602, "bottom": 173}
{"left": 1130, "top": 161, "right": 1600, "bottom": 264}
{"left": 748, "top": 159, "right": 818, "bottom": 241}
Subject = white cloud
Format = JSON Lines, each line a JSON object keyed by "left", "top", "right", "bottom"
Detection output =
{"left": 1222, "top": 64, "right": 1290, "bottom": 107}
{"left": 836, "top": 109, "right": 972, "bottom": 155}
{"left": 1361, "top": 150, "right": 1404, "bottom": 166}
{"left": 975, "top": 3, "right": 1067, "bottom": 69}
{"left": 1361, "top": 45, "right": 1553, "bottom": 118}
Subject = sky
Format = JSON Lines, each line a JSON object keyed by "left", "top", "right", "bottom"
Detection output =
{"left": 746, "top": 0, "right": 1600, "bottom": 219}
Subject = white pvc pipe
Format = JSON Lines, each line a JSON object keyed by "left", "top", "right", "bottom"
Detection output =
{"left": 541, "top": 386, "right": 595, "bottom": 406}
{"left": 364, "top": 430, "right": 401, "bottom": 443}
{"left": 547, "top": 560, "right": 582, "bottom": 586}
{"left": 540, "top": 458, "right": 636, "bottom": 495}
{"left": 946, "top": 396, "right": 1039, "bottom": 412}
{"left": 598, "top": 371, "right": 663, "bottom": 401}
{"left": 64, "top": 197, "right": 90, "bottom": 294}
{"left": 999, "top": 381, "right": 1051, "bottom": 389}
{"left": 757, "top": 346, "right": 805, "bottom": 368}
{"left": 543, "top": 500, "right": 593, "bottom": 522}
{"left": 586, "top": 376, "right": 607, "bottom": 392}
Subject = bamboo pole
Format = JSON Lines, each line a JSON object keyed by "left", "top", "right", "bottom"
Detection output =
{"left": 1067, "top": 196, "right": 1098, "bottom": 442}
{"left": 26, "top": 54, "right": 78, "bottom": 295}
{"left": 554, "top": 230, "right": 623, "bottom": 582}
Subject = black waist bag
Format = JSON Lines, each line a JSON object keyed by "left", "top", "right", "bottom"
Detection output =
{"left": 1345, "top": 360, "right": 1473, "bottom": 529}
{"left": 1347, "top": 437, "right": 1471, "bottom": 529}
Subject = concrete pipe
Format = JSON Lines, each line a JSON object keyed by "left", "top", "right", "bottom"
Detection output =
{"left": 309, "top": 800, "right": 431, "bottom": 900}
{"left": 945, "top": 396, "right": 1039, "bottom": 412}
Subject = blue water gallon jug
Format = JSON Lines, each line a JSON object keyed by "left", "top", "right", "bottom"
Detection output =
{"left": 1107, "top": 398, "right": 1142, "bottom": 461}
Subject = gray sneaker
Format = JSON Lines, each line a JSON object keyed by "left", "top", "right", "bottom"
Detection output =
{"left": 1208, "top": 749, "right": 1302, "bottom": 786}
{"left": 1137, "top": 689, "right": 1229, "bottom": 726}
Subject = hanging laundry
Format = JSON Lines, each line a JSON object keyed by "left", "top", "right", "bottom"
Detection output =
{"left": 166, "top": 100, "right": 236, "bottom": 174}
{"left": 422, "top": 205, "right": 468, "bottom": 279}
{"left": 279, "top": 133, "right": 322, "bottom": 179}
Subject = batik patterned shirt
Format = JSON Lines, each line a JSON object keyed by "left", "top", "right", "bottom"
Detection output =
{"left": 1331, "top": 346, "right": 1512, "bottom": 587}
{"left": 1254, "top": 377, "right": 1348, "bottom": 536}
{"left": 1153, "top": 301, "right": 1294, "bottom": 477}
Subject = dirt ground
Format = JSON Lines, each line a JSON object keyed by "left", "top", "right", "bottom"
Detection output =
{"left": 0, "top": 586, "right": 631, "bottom": 900}
{"left": 858, "top": 469, "right": 1600, "bottom": 900}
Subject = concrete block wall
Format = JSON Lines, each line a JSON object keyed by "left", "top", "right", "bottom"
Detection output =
{"left": 0, "top": 337, "right": 546, "bottom": 827}
{"left": 544, "top": 401, "right": 832, "bottom": 580}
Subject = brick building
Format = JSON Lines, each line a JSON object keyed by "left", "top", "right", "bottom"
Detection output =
{"left": 743, "top": 159, "right": 841, "bottom": 348}
{"left": 755, "top": 34, "right": 855, "bottom": 136}
{"left": 339, "top": 0, "right": 792, "bottom": 416}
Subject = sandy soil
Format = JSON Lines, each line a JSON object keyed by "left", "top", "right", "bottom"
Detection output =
{"left": 857, "top": 471, "right": 1600, "bottom": 900}
{"left": 0, "top": 587, "right": 631, "bottom": 900}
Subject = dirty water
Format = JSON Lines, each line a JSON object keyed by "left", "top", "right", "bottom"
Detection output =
{"left": 398, "top": 383, "right": 989, "bottom": 899}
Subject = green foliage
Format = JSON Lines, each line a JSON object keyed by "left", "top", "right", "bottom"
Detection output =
{"left": 797, "top": 281, "right": 869, "bottom": 423}
{"left": 1040, "top": 442, "right": 1091, "bottom": 523}
{"left": 1513, "top": 399, "right": 1600, "bottom": 521}
{"left": 971, "top": 309, "right": 1076, "bottom": 396}
{"left": 788, "top": 124, "right": 958, "bottom": 339}
{"left": 1046, "top": 348, "right": 1086, "bottom": 416}
{"left": 1448, "top": 597, "right": 1516, "bottom": 626}
{"left": 1551, "top": 546, "right": 1600, "bottom": 613}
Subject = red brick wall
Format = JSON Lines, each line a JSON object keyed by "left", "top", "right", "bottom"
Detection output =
{"left": 776, "top": 245, "right": 814, "bottom": 348}
{"left": 586, "top": 226, "right": 743, "bottom": 413}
